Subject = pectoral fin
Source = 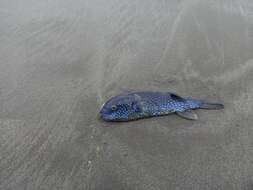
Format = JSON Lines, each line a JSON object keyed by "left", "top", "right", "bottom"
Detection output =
{"left": 133, "top": 94, "right": 144, "bottom": 112}
{"left": 176, "top": 110, "right": 198, "bottom": 120}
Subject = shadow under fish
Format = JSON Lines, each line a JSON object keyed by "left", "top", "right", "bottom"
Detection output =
{"left": 99, "top": 91, "right": 224, "bottom": 122}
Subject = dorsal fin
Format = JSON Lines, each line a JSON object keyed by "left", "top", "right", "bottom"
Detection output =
{"left": 170, "top": 93, "right": 185, "bottom": 102}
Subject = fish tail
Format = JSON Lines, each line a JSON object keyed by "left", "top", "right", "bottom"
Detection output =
{"left": 185, "top": 98, "right": 224, "bottom": 110}
{"left": 199, "top": 101, "right": 224, "bottom": 109}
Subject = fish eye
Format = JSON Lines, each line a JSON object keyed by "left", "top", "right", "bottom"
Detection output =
{"left": 111, "top": 105, "right": 117, "bottom": 111}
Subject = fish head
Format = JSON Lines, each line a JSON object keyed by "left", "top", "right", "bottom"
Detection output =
{"left": 100, "top": 95, "right": 142, "bottom": 121}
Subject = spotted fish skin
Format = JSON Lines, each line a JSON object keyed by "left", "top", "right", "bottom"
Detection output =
{"left": 99, "top": 91, "right": 224, "bottom": 121}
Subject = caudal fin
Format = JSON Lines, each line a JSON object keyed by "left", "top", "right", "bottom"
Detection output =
{"left": 199, "top": 102, "right": 224, "bottom": 109}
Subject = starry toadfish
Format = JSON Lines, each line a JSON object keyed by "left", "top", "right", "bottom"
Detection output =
{"left": 99, "top": 91, "right": 224, "bottom": 121}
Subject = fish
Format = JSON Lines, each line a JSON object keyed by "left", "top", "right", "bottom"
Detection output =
{"left": 99, "top": 91, "right": 224, "bottom": 121}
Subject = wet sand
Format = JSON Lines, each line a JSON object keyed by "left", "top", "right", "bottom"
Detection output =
{"left": 1, "top": 0, "right": 253, "bottom": 189}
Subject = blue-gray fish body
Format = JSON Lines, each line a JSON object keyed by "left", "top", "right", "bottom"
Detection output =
{"left": 100, "top": 91, "right": 224, "bottom": 121}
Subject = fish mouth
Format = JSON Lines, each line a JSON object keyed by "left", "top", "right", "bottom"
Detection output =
{"left": 100, "top": 112, "right": 114, "bottom": 121}
{"left": 99, "top": 109, "right": 108, "bottom": 119}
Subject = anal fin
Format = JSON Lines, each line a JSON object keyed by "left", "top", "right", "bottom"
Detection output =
{"left": 176, "top": 110, "right": 198, "bottom": 120}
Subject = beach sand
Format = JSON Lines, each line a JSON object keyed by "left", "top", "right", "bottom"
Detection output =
{"left": 0, "top": 0, "right": 253, "bottom": 189}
